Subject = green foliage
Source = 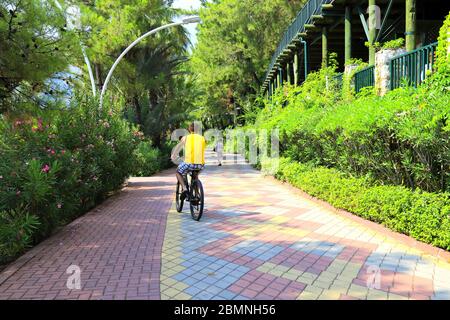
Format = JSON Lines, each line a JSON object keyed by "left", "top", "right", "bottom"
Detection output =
{"left": 425, "top": 13, "right": 450, "bottom": 94}
{"left": 189, "top": 0, "right": 306, "bottom": 128}
{"left": 250, "top": 77, "right": 450, "bottom": 193}
{"left": 132, "top": 140, "right": 172, "bottom": 177}
{"left": 261, "top": 157, "right": 450, "bottom": 250}
{"left": 435, "top": 12, "right": 450, "bottom": 73}
{"left": 0, "top": 0, "right": 78, "bottom": 112}
{"left": 381, "top": 38, "right": 405, "bottom": 50}
{"left": 342, "top": 59, "right": 369, "bottom": 101}
{"left": 0, "top": 96, "right": 140, "bottom": 262}
{"left": 0, "top": 209, "right": 40, "bottom": 264}
{"left": 79, "top": 0, "right": 193, "bottom": 146}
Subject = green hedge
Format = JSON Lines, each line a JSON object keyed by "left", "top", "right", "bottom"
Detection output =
{"left": 254, "top": 81, "right": 450, "bottom": 193}
{"left": 261, "top": 157, "right": 450, "bottom": 250}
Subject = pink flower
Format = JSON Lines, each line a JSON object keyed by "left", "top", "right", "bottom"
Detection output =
{"left": 42, "top": 164, "right": 50, "bottom": 173}
{"left": 57, "top": 203, "right": 62, "bottom": 209}
{"left": 16, "top": 190, "right": 21, "bottom": 196}
{"left": 0, "top": 175, "right": 3, "bottom": 179}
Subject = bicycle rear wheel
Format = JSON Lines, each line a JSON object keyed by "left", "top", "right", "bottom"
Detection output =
{"left": 175, "top": 181, "right": 184, "bottom": 213}
{"left": 190, "top": 179, "right": 204, "bottom": 221}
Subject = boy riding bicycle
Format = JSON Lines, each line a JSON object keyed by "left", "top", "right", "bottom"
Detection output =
{"left": 172, "top": 122, "right": 206, "bottom": 201}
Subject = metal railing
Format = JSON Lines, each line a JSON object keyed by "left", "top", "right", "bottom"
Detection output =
{"left": 389, "top": 42, "right": 438, "bottom": 90}
{"left": 354, "top": 65, "right": 375, "bottom": 93}
{"left": 333, "top": 72, "right": 343, "bottom": 87}
{"left": 262, "top": 0, "right": 332, "bottom": 91}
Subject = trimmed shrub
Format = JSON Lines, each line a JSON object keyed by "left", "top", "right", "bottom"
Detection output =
{"left": 132, "top": 140, "right": 173, "bottom": 177}
{"left": 261, "top": 157, "right": 450, "bottom": 250}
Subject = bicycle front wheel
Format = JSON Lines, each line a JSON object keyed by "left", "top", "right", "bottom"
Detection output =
{"left": 190, "top": 179, "right": 204, "bottom": 221}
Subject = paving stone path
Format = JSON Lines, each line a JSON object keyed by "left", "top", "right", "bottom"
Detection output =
{"left": 1, "top": 151, "right": 450, "bottom": 300}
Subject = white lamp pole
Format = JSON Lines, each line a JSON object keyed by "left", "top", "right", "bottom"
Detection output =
{"left": 55, "top": 1, "right": 97, "bottom": 96}
{"left": 99, "top": 16, "right": 201, "bottom": 108}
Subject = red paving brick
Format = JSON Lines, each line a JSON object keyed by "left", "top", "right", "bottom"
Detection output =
{"left": 2, "top": 152, "right": 450, "bottom": 300}
{"left": 0, "top": 174, "right": 174, "bottom": 300}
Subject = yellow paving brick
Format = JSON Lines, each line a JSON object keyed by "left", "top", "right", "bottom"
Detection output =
{"left": 172, "top": 282, "right": 189, "bottom": 291}
{"left": 312, "top": 280, "right": 332, "bottom": 290}
{"left": 173, "top": 292, "right": 192, "bottom": 300}
{"left": 272, "top": 265, "right": 290, "bottom": 273}
{"left": 297, "top": 291, "right": 320, "bottom": 300}
{"left": 296, "top": 272, "right": 318, "bottom": 284}
{"left": 268, "top": 269, "right": 284, "bottom": 277}
{"left": 318, "top": 290, "right": 342, "bottom": 300}
{"left": 347, "top": 284, "right": 368, "bottom": 299}
{"left": 279, "top": 227, "right": 309, "bottom": 237}
{"left": 302, "top": 285, "right": 324, "bottom": 295}
{"left": 387, "top": 293, "right": 409, "bottom": 300}
{"left": 162, "top": 278, "right": 178, "bottom": 287}
{"left": 282, "top": 272, "right": 298, "bottom": 281}
{"left": 171, "top": 265, "right": 185, "bottom": 272}
{"left": 367, "top": 289, "right": 389, "bottom": 300}
{"left": 162, "top": 287, "right": 181, "bottom": 298}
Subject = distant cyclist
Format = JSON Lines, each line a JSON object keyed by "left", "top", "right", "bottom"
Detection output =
{"left": 172, "top": 122, "right": 206, "bottom": 201}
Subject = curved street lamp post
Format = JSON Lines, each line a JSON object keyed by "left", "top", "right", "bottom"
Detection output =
{"left": 99, "top": 16, "right": 201, "bottom": 108}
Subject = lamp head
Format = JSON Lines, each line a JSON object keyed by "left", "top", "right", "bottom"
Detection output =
{"left": 182, "top": 16, "right": 201, "bottom": 24}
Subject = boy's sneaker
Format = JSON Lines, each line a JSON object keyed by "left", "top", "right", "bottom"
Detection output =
{"left": 180, "top": 190, "right": 189, "bottom": 201}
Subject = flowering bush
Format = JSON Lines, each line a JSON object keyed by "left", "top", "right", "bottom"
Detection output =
{"left": 0, "top": 96, "right": 140, "bottom": 263}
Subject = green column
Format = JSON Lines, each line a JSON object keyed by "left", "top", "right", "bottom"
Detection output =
{"left": 322, "top": 26, "right": 328, "bottom": 67}
{"left": 405, "top": 0, "right": 416, "bottom": 51}
{"left": 293, "top": 52, "right": 299, "bottom": 85}
{"left": 345, "top": 6, "right": 352, "bottom": 64}
{"left": 368, "top": 0, "right": 376, "bottom": 65}
{"left": 279, "top": 68, "right": 283, "bottom": 86}
{"left": 286, "top": 63, "right": 291, "bottom": 84}
{"left": 274, "top": 73, "right": 278, "bottom": 90}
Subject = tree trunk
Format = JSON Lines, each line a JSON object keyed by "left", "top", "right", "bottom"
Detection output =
{"left": 94, "top": 63, "right": 103, "bottom": 91}
{"left": 133, "top": 95, "right": 142, "bottom": 126}
{"left": 148, "top": 89, "right": 158, "bottom": 109}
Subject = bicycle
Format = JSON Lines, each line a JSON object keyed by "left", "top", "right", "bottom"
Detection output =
{"left": 175, "top": 169, "right": 204, "bottom": 221}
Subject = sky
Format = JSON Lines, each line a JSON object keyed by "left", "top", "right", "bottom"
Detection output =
{"left": 172, "top": 0, "right": 202, "bottom": 47}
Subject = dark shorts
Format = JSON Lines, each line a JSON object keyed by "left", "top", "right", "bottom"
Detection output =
{"left": 177, "top": 162, "right": 204, "bottom": 175}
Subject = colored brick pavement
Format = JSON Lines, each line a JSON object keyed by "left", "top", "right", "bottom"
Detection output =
{"left": 1, "top": 151, "right": 450, "bottom": 300}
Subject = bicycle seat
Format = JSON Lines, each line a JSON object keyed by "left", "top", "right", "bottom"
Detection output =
{"left": 187, "top": 169, "right": 201, "bottom": 179}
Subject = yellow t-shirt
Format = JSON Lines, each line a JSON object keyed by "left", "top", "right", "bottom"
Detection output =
{"left": 185, "top": 133, "right": 206, "bottom": 165}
